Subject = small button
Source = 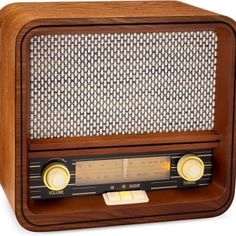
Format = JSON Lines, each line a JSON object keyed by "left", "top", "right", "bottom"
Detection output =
{"left": 131, "top": 190, "right": 147, "bottom": 201}
{"left": 120, "top": 191, "right": 133, "bottom": 201}
{"left": 107, "top": 192, "right": 121, "bottom": 202}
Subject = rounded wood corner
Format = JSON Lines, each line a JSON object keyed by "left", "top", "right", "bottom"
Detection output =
{"left": 15, "top": 208, "right": 42, "bottom": 232}
{"left": 0, "top": 2, "right": 22, "bottom": 18}
{"left": 214, "top": 15, "right": 236, "bottom": 34}
{"left": 207, "top": 187, "right": 235, "bottom": 219}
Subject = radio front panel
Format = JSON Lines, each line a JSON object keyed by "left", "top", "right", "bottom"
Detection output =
{"left": 27, "top": 25, "right": 219, "bottom": 205}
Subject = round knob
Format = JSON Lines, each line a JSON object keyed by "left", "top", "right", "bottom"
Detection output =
{"left": 177, "top": 154, "right": 204, "bottom": 182}
{"left": 43, "top": 163, "right": 70, "bottom": 191}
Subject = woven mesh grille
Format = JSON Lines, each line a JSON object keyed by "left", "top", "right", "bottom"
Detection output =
{"left": 30, "top": 31, "right": 217, "bottom": 139}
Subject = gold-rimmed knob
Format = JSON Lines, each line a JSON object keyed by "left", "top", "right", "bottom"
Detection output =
{"left": 177, "top": 154, "right": 204, "bottom": 182}
{"left": 43, "top": 163, "right": 70, "bottom": 191}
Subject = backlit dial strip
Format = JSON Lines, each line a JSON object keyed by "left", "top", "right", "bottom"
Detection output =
{"left": 75, "top": 156, "right": 170, "bottom": 186}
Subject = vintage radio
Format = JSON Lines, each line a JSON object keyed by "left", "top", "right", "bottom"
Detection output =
{"left": 0, "top": 0, "right": 235, "bottom": 232}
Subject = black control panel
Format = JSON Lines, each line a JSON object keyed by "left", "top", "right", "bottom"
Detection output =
{"left": 29, "top": 149, "right": 213, "bottom": 200}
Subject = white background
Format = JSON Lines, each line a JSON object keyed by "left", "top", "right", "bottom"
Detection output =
{"left": 0, "top": 0, "right": 235, "bottom": 235}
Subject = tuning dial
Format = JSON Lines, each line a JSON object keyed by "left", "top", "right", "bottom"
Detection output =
{"left": 177, "top": 154, "right": 204, "bottom": 182}
{"left": 43, "top": 162, "right": 70, "bottom": 191}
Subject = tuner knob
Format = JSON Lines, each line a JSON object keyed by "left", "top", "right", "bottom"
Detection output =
{"left": 177, "top": 154, "right": 204, "bottom": 182}
{"left": 43, "top": 163, "right": 70, "bottom": 191}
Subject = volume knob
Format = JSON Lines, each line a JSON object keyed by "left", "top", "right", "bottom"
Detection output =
{"left": 43, "top": 163, "right": 70, "bottom": 191}
{"left": 177, "top": 154, "right": 204, "bottom": 182}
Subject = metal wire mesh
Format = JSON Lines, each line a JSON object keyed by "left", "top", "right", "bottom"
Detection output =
{"left": 30, "top": 31, "right": 217, "bottom": 139}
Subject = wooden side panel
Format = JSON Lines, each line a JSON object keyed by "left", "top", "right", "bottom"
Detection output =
{"left": 0, "top": 5, "right": 16, "bottom": 210}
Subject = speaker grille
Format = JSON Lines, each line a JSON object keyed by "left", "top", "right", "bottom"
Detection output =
{"left": 30, "top": 30, "right": 217, "bottom": 139}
